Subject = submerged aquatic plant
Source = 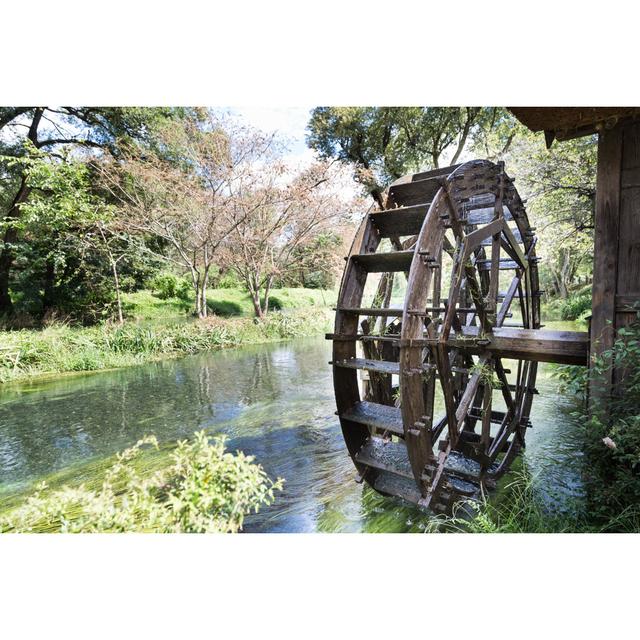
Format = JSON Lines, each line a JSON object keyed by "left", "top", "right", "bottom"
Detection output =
{"left": 0, "top": 431, "right": 283, "bottom": 533}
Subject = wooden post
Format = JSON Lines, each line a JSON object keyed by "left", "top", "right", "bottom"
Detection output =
{"left": 590, "top": 119, "right": 640, "bottom": 411}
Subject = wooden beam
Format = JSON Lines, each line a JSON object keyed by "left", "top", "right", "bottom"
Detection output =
{"left": 590, "top": 123, "right": 623, "bottom": 407}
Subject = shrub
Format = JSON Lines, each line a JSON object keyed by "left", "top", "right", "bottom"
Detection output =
{"left": 557, "top": 305, "right": 640, "bottom": 529}
{"left": 149, "top": 273, "right": 192, "bottom": 301}
{"left": 560, "top": 292, "right": 592, "bottom": 321}
{"left": 0, "top": 431, "right": 283, "bottom": 533}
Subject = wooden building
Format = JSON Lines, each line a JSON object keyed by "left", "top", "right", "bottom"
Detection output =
{"left": 510, "top": 108, "right": 640, "bottom": 398}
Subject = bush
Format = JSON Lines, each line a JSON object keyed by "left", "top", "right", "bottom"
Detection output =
{"left": 213, "top": 270, "right": 243, "bottom": 289}
{"left": 560, "top": 292, "right": 592, "bottom": 321}
{"left": 149, "top": 273, "right": 192, "bottom": 301}
{"left": 557, "top": 305, "right": 640, "bottom": 529}
{"left": 0, "top": 431, "right": 283, "bottom": 533}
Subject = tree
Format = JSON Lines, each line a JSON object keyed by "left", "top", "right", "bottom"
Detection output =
{"left": 0, "top": 107, "right": 182, "bottom": 316}
{"left": 498, "top": 131, "right": 597, "bottom": 299}
{"left": 281, "top": 231, "right": 346, "bottom": 289}
{"left": 9, "top": 147, "right": 144, "bottom": 323}
{"left": 223, "top": 160, "right": 357, "bottom": 318}
{"left": 97, "top": 113, "right": 276, "bottom": 318}
{"left": 306, "top": 107, "right": 494, "bottom": 206}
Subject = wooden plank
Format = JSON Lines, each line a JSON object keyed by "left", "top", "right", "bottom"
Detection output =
{"left": 334, "top": 358, "right": 400, "bottom": 375}
{"left": 617, "top": 121, "right": 640, "bottom": 299}
{"left": 369, "top": 204, "right": 429, "bottom": 237}
{"left": 480, "top": 227, "right": 522, "bottom": 246}
{"left": 464, "top": 206, "right": 514, "bottom": 226}
{"left": 448, "top": 326, "right": 589, "bottom": 365}
{"left": 388, "top": 176, "right": 443, "bottom": 207}
{"left": 410, "top": 164, "right": 461, "bottom": 182}
{"left": 373, "top": 470, "right": 422, "bottom": 504}
{"left": 488, "top": 168, "right": 504, "bottom": 313}
{"left": 497, "top": 275, "right": 521, "bottom": 327}
{"left": 355, "top": 437, "right": 413, "bottom": 478}
{"left": 454, "top": 355, "right": 489, "bottom": 424}
{"left": 333, "top": 211, "right": 381, "bottom": 465}
{"left": 464, "top": 218, "right": 505, "bottom": 249}
{"left": 341, "top": 401, "right": 404, "bottom": 437}
{"left": 476, "top": 258, "right": 519, "bottom": 271}
{"left": 615, "top": 294, "right": 640, "bottom": 311}
{"left": 351, "top": 250, "right": 414, "bottom": 273}
{"left": 336, "top": 307, "right": 404, "bottom": 317}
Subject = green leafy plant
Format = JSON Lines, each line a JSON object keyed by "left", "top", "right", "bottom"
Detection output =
{"left": 0, "top": 431, "right": 283, "bottom": 533}
{"left": 556, "top": 305, "right": 640, "bottom": 529}
{"left": 469, "top": 362, "right": 501, "bottom": 389}
{"left": 149, "top": 273, "right": 192, "bottom": 301}
{"left": 560, "top": 292, "right": 592, "bottom": 321}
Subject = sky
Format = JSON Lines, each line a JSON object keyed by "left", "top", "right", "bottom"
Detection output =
{"left": 231, "top": 106, "right": 316, "bottom": 168}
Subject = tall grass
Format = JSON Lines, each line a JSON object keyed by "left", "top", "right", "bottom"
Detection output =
{"left": 427, "top": 468, "right": 640, "bottom": 533}
{"left": 0, "top": 307, "right": 333, "bottom": 383}
{"left": 429, "top": 472, "right": 581, "bottom": 533}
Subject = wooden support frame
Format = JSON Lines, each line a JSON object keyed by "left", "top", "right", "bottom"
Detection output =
{"left": 330, "top": 158, "right": 557, "bottom": 513}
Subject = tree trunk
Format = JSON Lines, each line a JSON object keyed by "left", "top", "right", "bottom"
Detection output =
{"left": 261, "top": 275, "right": 273, "bottom": 318}
{"left": 42, "top": 257, "right": 56, "bottom": 313}
{"left": 200, "top": 266, "right": 209, "bottom": 319}
{"left": 189, "top": 269, "right": 202, "bottom": 317}
{"left": 111, "top": 259, "right": 124, "bottom": 325}
{"left": 0, "top": 179, "right": 29, "bottom": 315}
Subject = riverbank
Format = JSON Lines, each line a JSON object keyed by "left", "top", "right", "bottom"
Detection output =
{"left": 122, "top": 287, "right": 336, "bottom": 322}
{"left": 0, "top": 305, "right": 334, "bottom": 384}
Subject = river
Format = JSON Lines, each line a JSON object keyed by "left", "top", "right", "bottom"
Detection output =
{"left": 0, "top": 327, "right": 585, "bottom": 532}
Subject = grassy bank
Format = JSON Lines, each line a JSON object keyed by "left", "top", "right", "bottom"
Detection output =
{"left": 0, "top": 306, "right": 333, "bottom": 384}
{"left": 123, "top": 287, "right": 336, "bottom": 322}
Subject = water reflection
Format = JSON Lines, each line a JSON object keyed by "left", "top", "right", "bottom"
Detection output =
{"left": 0, "top": 334, "right": 585, "bottom": 532}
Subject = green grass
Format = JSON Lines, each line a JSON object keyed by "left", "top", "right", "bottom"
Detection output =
{"left": 425, "top": 468, "right": 640, "bottom": 533}
{"left": 123, "top": 287, "right": 337, "bottom": 322}
{"left": 0, "top": 306, "right": 333, "bottom": 384}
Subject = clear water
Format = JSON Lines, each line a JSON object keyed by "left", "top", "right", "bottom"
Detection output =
{"left": 0, "top": 326, "right": 586, "bottom": 532}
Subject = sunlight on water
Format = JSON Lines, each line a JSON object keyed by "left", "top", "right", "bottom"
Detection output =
{"left": 0, "top": 330, "right": 586, "bottom": 532}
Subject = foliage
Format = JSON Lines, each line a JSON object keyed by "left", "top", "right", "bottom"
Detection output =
{"left": 148, "top": 272, "right": 192, "bottom": 301}
{"left": 469, "top": 362, "right": 501, "bottom": 389}
{"left": 560, "top": 292, "right": 592, "bottom": 321}
{"left": 97, "top": 113, "right": 296, "bottom": 319}
{"left": 437, "top": 472, "right": 579, "bottom": 533}
{"left": 0, "top": 107, "right": 185, "bottom": 317}
{"left": 0, "top": 431, "right": 283, "bottom": 533}
{"left": 554, "top": 307, "right": 640, "bottom": 529}
{"left": 222, "top": 160, "right": 356, "bottom": 317}
{"left": 307, "top": 107, "right": 501, "bottom": 206}
{"left": 280, "top": 231, "right": 345, "bottom": 289}
{"left": 501, "top": 132, "right": 597, "bottom": 298}
{"left": 582, "top": 311, "right": 640, "bottom": 525}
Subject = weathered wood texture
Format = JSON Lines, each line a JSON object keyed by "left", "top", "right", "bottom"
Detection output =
{"left": 510, "top": 108, "right": 640, "bottom": 141}
{"left": 591, "top": 120, "right": 640, "bottom": 403}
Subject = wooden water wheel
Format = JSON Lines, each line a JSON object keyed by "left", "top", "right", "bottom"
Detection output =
{"left": 329, "top": 159, "right": 590, "bottom": 513}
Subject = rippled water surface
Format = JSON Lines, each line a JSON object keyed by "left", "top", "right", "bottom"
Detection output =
{"left": 0, "top": 327, "right": 585, "bottom": 532}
